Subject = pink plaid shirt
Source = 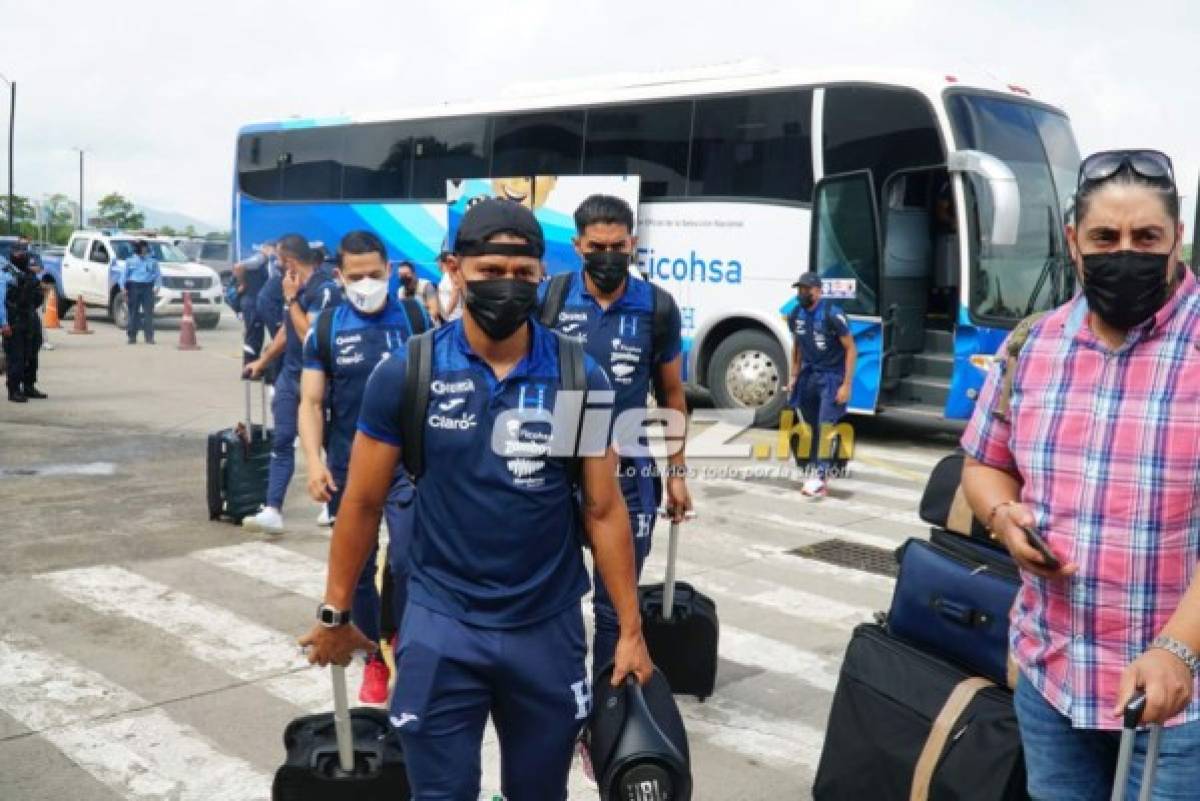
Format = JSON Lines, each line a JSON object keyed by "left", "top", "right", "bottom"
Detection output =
{"left": 961, "top": 266, "right": 1200, "bottom": 729}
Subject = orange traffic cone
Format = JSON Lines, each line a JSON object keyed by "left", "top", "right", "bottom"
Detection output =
{"left": 67, "top": 295, "right": 92, "bottom": 335}
{"left": 43, "top": 289, "right": 62, "bottom": 329}
{"left": 177, "top": 292, "right": 201, "bottom": 351}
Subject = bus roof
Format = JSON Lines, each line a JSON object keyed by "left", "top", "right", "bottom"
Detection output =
{"left": 239, "top": 63, "right": 1067, "bottom": 134}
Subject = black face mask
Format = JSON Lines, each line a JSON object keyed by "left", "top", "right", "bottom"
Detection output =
{"left": 798, "top": 290, "right": 816, "bottom": 309}
{"left": 584, "top": 251, "right": 630, "bottom": 294}
{"left": 463, "top": 278, "right": 538, "bottom": 340}
{"left": 1081, "top": 250, "right": 1171, "bottom": 330}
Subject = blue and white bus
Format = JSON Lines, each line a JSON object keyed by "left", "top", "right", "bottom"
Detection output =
{"left": 232, "top": 65, "right": 1080, "bottom": 425}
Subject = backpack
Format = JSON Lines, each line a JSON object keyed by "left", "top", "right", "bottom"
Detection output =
{"left": 399, "top": 329, "right": 588, "bottom": 485}
{"left": 990, "top": 311, "right": 1048, "bottom": 423}
{"left": 538, "top": 272, "right": 677, "bottom": 401}
{"left": 314, "top": 297, "right": 429, "bottom": 376}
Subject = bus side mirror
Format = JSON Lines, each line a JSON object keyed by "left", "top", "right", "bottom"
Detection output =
{"left": 948, "top": 150, "right": 1020, "bottom": 247}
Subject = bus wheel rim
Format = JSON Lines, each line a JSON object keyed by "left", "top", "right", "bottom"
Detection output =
{"left": 725, "top": 349, "right": 779, "bottom": 408}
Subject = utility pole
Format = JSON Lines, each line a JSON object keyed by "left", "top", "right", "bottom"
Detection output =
{"left": 0, "top": 74, "right": 13, "bottom": 235}
{"left": 72, "top": 147, "right": 86, "bottom": 228}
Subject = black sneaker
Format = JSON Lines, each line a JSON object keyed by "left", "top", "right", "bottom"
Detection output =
{"left": 22, "top": 387, "right": 47, "bottom": 399}
{"left": 8, "top": 391, "right": 27, "bottom": 403}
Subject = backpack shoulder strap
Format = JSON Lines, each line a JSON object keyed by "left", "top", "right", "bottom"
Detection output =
{"left": 401, "top": 330, "right": 434, "bottom": 480}
{"left": 554, "top": 330, "right": 587, "bottom": 487}
{"left": 650, "top": 283, "right": 674, "bottom": 361}
{"left": 316, "top": 307, "right": 335, "bottom": 375}
{"left": 992, "top": 310, "right": 1048, "bottom": 422}
{"left": 539, "top": 272, "right": 573, "bottom": 328}
{"left": 399, "top": 296, "right": 428, "bottom": 336}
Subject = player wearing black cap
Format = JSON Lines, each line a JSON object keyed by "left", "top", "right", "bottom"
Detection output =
{"left": 301, "top": 198, "right": 653, "bottom": 800}
{"left": 786, "top": 271, "right": 857, "bottom": 497}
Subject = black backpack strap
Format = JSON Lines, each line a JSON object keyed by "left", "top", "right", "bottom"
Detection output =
{"left": 538, "top": 272, "right": 573, "bottom": 328}
{"left": 650, "top": 283, "right": 675, "bottom": 362}
{"left": 399, "top": 296, "right": 428, "bottom": 336}
{"left": 554, "top": 330, "right": 587, "bottom": 487}
{"left": 401, "top": 331, "right": 434, "bottom": 480}
{"left": 315, "top": 308, "right": 335, "bottom": 375}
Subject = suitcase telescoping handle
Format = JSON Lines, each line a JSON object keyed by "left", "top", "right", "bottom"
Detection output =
{"left": 1111, "top": 691, "right": 1162, "bottom": 801}
{"left": 657, "top": 509, "right": 697, "bottom": 622}
{"left": 242, "top": 378, "right": 268, "bottom": 430}
{"left": 330, "top": 664, "right": 355, "bottom": 774}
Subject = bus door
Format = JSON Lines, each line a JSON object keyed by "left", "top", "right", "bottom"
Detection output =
{"left": 809, "top": 170, "right": 884, "bottom": 414}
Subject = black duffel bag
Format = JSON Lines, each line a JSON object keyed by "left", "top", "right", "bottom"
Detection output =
{"left": 813, "top": 623, "right": 1028, "bottom": 801}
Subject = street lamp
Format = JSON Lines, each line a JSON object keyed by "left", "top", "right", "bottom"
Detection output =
{"left": 71, "top": 147, "right": 86, "bottom": 228}
{"left": 0, "top": 73, "right": 13, "bottom": 235}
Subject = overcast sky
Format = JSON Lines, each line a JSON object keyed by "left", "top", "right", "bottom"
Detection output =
{"left": 4, "top": 0, "right": 1197, "bottom": 233}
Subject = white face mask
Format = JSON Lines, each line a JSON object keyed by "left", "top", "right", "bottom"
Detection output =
{"left": 345, "top": 276, "right": 388, "bottom": 314}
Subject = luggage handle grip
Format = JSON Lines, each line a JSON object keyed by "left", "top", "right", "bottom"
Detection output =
{"left": 932, "top": 597, "right": 988, "bottom": 628}
{"left": 1112, "top": 691, "right": 1162, "bottom": 801}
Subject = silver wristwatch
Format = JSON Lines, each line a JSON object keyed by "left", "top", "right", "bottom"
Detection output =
{"left": 1150, "top": 636, "right": 1200, "bottom": 676}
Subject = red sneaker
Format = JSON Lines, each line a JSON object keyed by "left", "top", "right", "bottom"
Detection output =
{"left": 359, "top": 654, "right": 390, "bottom": 706}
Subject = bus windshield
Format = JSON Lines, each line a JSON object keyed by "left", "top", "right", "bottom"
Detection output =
{"left": 948, "top": 94, "right": 1081, "bottom": 321}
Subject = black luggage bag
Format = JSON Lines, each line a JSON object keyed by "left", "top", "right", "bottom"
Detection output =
{"left": 207, "top": 379, "right": 272, "bottom": 523}
{"left": 639, "top": 518, "right": 719, "bottom": 701}
{"left": 813, "top": 623, "right": 1028, "bottom": 801}
{"left": 272, "top": 665, "right": 409, "bottom": 801}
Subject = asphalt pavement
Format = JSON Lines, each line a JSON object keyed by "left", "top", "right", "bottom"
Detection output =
{"left": 0, "top": 308, "right": 962, "bottom": 800}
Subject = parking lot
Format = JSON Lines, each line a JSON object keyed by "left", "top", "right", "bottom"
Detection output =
{"left": 0, "top": 311, "right": 963, "bottom": 800}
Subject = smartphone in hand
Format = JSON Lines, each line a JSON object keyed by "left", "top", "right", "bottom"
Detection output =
{"left": 1020, "top": 525, "right": 1061, "bottom": 570}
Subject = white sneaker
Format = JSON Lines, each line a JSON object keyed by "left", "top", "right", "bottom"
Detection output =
{"left": 800, "top": 477, "right": 827, "bottom": 498}
{"left": 243, "top": 506, "right": 284, "bottom": 535}
{"left": 316, "top": 505, "right": 333, "bottom": 527}
{"left": 42, "top": 340, "right": 55, "bottom": 351}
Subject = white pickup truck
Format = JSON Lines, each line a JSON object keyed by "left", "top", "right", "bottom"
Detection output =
{"left": 59, "top": 231, "right": 223, "bottom": 329}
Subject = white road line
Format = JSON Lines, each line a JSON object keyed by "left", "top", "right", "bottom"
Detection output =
{"left": 852, "top": 444, "right": 946, "bottom": 470}
{"left": 0, "top": 631, "right": 142, "bottom": 731}
{"left": 195, "top": 541, "right": 326, "bottom": 599}
{"left": 679, "top": 694, "right": 826, "bottom": 771}
{"left": 0, "top": 631, "right": 268, "bottom": 801}
{"left": 701, "top": 475, "right": 928, "bottom": 527}
{"left": 35, "top": 564, "right": 361, "bottom": 713}
{"left": 735, "top": 507, "right": 906, "bottom": 552}
{"left": 643, "top": 555, "right": 874, "bottom": 629}
{"left": 47, "top": 710, "right": 270, "bottom": 801}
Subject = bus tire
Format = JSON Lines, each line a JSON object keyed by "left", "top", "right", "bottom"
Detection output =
{"left": 707, "top": 329, "right": 788, "bottom": 428}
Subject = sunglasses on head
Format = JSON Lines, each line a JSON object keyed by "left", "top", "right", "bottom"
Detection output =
{"left": 1077, "top": 149, "right": 1175, "bottom": 191}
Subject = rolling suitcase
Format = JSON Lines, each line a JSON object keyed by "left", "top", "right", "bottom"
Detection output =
{"left": 206, "top": 379, "right": 272, "bottom": 523}
{"left": 1111, "top": 692, "right": 1162, "bottom": 801}
{"left": 639, "top": 517, "right": 719, "bottom": 701}
{"left": 887, "top": 530, "right": 1020, "bottom": 687}
{"left": 813, "top": 623, "right": 1027, "bottom": 801}
{"left": 272, "top": 665, "right": 410, "bottom": 801}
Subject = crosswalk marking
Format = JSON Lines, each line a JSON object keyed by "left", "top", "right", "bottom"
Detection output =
{"left": 195, "top": 541, "right": 326, "bottom": 599}
{"left": 0, "top": 631, "right": 268, "bottom": 801}
{"left": 703, "top": 477, "right": 928, "bottom": 530}
{"left": 679, "top": 694, "right": 826, "bottom": 771}
{"left": 34, "top": 564, "right": 361, "bottom": 713}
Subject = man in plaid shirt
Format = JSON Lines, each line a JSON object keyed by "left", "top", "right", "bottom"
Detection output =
{"left": 961, "top": 150, "right": 1200, "bottom": 799}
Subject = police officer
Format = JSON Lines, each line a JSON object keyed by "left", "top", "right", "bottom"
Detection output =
{"left": 242, "top": 235, "right": 341, "bottom": 534}
{"left": 539, "top": 193, "right": 693, "bottom": 677}
{"left": 785, "top": 272, "right": 857, "bottom": 498}
{"left": 1, "top": 248, "right": 47, "bottom": 402}
{"left": 231, "top": 240, "right": 275, "bottom": 364}
{"left": 297, "top": 229, "right": 427, "bottom": 705}
{"left": 120, "top": 240, "right": 162, "bottom": 344}
{"left": 300, "top": 198, "right": 652, "bottom": 801}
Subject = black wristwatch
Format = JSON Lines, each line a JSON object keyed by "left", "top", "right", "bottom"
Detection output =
{"left": 316, "top": 603, "right": 351, "bottom": 628}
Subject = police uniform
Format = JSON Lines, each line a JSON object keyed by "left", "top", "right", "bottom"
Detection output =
{"left": 787, "top": 298, "right": 851, "bottom": 476}
{"left": 264, "top": 266, "right": 341, "bottom": 512}
{"left": 1, "top": 258, "right": 45, "bottom": 400}
{"left": 302, "top": 298, "right": 425, "bottom": 648}
{"left": 539, "top": 269, "right": 682, "bottom": 670}
{"left": 357, "top": 319, "right": 611, "bottom": 800}
{"left": 120, "top": 253, "right": 162, "bottom": 344}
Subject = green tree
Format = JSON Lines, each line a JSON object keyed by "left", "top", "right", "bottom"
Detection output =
{"left": 0, "top": 194, "right": 36, "bottom": 234}
{"left": 183, "top": 224, "right": 197, "bottom": 238}
{"left": 44, "top": 193, "right": 75, "bottom": 244}
{"left": 96, "top": 192, "right": 145, "bottom": 230}
{"left": 159, "top": 224, "right": 178, "bottom": 237}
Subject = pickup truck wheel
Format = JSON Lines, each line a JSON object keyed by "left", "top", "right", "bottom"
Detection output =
{"left": 110, "top": 292, "right": 128, "bottom": 329}
{"left": 197, "top": 315, "right": 220, "bottom": 330}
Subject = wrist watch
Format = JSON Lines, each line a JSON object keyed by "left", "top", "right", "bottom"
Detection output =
{"left": 1150, "top": 636, "right": 1200, "bottom": 676}
{"left": 316, "top": 603, "right": 351, "bottom": 628}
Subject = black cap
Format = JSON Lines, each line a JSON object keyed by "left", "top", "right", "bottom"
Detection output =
{"left": 792, "top": 271, "right": 821, "bottom": 289}
{"left": 454, "top": 197, "right": 545, "bottom": 258}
